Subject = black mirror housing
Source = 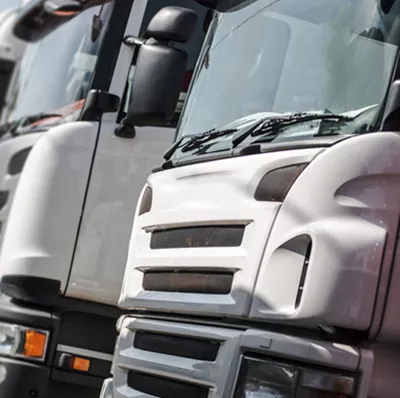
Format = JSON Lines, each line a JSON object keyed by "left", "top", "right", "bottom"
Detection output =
{"left": 126, "top": 40, "right": 188, "bottom": 127}
{"left": 123, "top": 7, "right": 198, "bottom": 128}
{"left": 146, "top": 6, "right": 197, "bottom": 43}
{"left": 13, "top": 0, "right": 80, "bottom": 42}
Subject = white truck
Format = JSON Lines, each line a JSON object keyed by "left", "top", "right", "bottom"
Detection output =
{"left": 0, "top": 0, "right": 32, "bottom": 118}
{"left": 0, "top": 0, "right": 209, "bottom": 397}
{"left": 104, "top": 0, "right": 400, "bottom": 397}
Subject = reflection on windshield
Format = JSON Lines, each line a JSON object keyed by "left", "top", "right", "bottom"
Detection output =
{"left": 2, "top": 1, "right": 114, "bottom": 127}
{"left": 178, "top": 0, "right": 399, "bottom": 141}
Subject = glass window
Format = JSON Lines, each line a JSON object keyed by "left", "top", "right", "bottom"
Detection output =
{"left": 177, "top": 0, "right": 399, "bottom": 140}
{"left": 2, "top": 1, "right": 114, "bottom": 127}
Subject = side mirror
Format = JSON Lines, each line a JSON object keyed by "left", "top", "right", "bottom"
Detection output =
{"left": 13, "top": 0, "right": 82, "bottom": 42}
{"left": 116, "top": 6, "right": 197, "bottom": 136}
{"left": 43, "top": 0, "right": 82, "bottom": 16}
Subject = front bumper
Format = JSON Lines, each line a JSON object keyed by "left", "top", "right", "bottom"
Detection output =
{"left": 107, "top": 316, "right": 373, "bottom": 398}
{"left": 0, "top": 356, "right": 50, "bottom": 398}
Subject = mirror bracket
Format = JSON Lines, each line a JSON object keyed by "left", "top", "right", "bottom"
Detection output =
{"left": 115, "top": 118, "right": 136, "bottom": 139}
{"left": 81, "top": 90, "right": 121, "bottom": 122}
{"left": 123, "top": 35, "right": 146, "bottom": 48}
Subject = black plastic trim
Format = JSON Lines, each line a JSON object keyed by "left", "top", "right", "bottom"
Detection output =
{"left": 0, "top": 356, "right": 50, "bottom": 398}
{"left": 127, "top": 370, "right": 209, "bottom": 398}
{"left": 51, "top": 368, "right": 103, "bottom": 389}
{"left": 55, "top": 310, "right": 119, "bottom": 354}
{"left": 143, "top": 270, "right": 233, "bottom": 294}
{"left": 81, "top": 90, "right": 121, "bottom": 122}
{"left": 47, "top": 377, "right": 100, "bottom": 398}
{"left": 0, "top": 59, "right": 15, "bottom": 109}
{"left": 7, "top": 147, "right": 32, "bottom": 176}
{"left": 0, "top": 275, "right": 61, "bottom": 306}
{"left": 150, "top": 225, "right": 245, "bottom": 249}
{"left": 0, "top": 295, "right": 53, "bottom": 329}
{"left": 134, "top": 330, "right": 220, "bottom": 361}
{"left": 154, "top": 135, "right": 354, "bottom": 173}
{"left": 0, "top": 190, "right": 9, "bottom": 211}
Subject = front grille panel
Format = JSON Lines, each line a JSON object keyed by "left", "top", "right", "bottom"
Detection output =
{"left": 142, "top": 270, "right": 233, "bottom": 294}
{"left": 134, "top": 330, "right": 220, "bottom": 361}
{"left": 112, "top": 318, "right": 243, "bottom": 398}
{"left": 127, "top": 370, "right": 209, "bottom": 398}
{"left": 150, "top": 225, "right": 245, "bottom": 249}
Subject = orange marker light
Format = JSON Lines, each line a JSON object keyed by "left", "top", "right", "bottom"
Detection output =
{"left": 23, "top": 330, "right": 47, "bottom": 358}
{"left": 71, "top": 357, "right": 90, "bottom": 372}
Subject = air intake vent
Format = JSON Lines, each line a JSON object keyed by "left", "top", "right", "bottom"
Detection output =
{"left": 0, "top": 191, "right": 8, "bottom": 211}
{"left": 127, "top": 370, "right": 209, "bottom": 398}
{"left": 8, "top": 147, "right": 32, "bottom": 176}
{"left": 143, "top": 270, "right": 233, "bottom": 294}
{"left": 134, "top": 331, "right": 220, "bottom": 361}
{"left": 150, "top": 225, "right": 245, "bottom": 249}
{"left": 295, "top": 242, "right": 312, "bottom": 309}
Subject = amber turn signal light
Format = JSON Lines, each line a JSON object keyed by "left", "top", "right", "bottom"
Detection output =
{"left": 71, "top": 356, "right": 91, "bottom": 372}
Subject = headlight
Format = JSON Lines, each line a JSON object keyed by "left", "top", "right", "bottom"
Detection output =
{"left": 234, "top": 355, "right": 356, "bottom": 398}
{"left": 0, "top": 322, "right": 49, "bottom": 362}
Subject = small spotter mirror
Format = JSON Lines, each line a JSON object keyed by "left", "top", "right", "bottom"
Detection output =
{"left": 43, "top": 0, "right": 82, "bottom": 16}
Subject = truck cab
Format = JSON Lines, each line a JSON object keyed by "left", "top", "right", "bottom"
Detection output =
{"left": 0, "top": 0, "right": 209, "bottom": 397}
{"left": 107, "top": 0, "right": 400, "bottom": 397}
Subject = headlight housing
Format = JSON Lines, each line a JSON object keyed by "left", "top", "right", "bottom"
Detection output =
{"left": 234, "top": 355, "right": 356, "bottom": 398}
{"left": 0, "top": 322, "right": 49, "bottom": 362}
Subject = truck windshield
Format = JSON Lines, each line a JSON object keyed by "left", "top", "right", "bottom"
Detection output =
{"left": 2, "top": 1, "right": 114, "bottom": 129}
{"left": 177, "top": 0, "right": 400, "bottom": 150}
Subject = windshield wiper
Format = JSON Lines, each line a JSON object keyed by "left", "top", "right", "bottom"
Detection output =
{"left": 163, "top": 127, "right": 238, "bottom": 160}
{"left": 0, "top": 112, "right": 62, "bottom": 138}
{"left": 231, "top": 112, "right": 352, "bottom": 148}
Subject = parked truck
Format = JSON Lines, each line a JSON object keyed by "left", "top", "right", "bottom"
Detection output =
{"left": 103, "top": 0, "right": 400, "bottom": 397}
{"left": 0, "top": 0, "right": 32, "bottom": 118}
{"left": 0, "top": 0, "right": 209, "bottom": 397}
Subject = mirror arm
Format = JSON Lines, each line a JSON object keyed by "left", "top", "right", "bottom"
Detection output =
{"left": 123, "top": 35, "right": 146, "bottom": 47}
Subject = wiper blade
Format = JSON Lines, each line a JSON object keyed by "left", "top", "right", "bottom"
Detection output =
{"left": 0, "top": 112, "right": 62, "bottom": 138}
{"left": 163, "top": 127, "right": 238, "bottom": 160}
{"left": 232, "top": 112, "right": 352, "bottom": 147}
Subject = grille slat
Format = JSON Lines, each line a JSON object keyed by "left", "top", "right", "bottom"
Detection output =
{"left": 127, "top": 370, "right": 209, "bottom": 398}
{"left": 134, "top": 330, "right": 220, "bottom": 361}
{"left": 150, "top": 225, "right": 245, "bottom": 249}
{"left": 142, "top": 270, "right": 233, "bottom": 294}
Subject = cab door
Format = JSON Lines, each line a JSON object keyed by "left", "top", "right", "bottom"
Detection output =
{"left": 66, "top": 0, "right": 210, "bottom": 304}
